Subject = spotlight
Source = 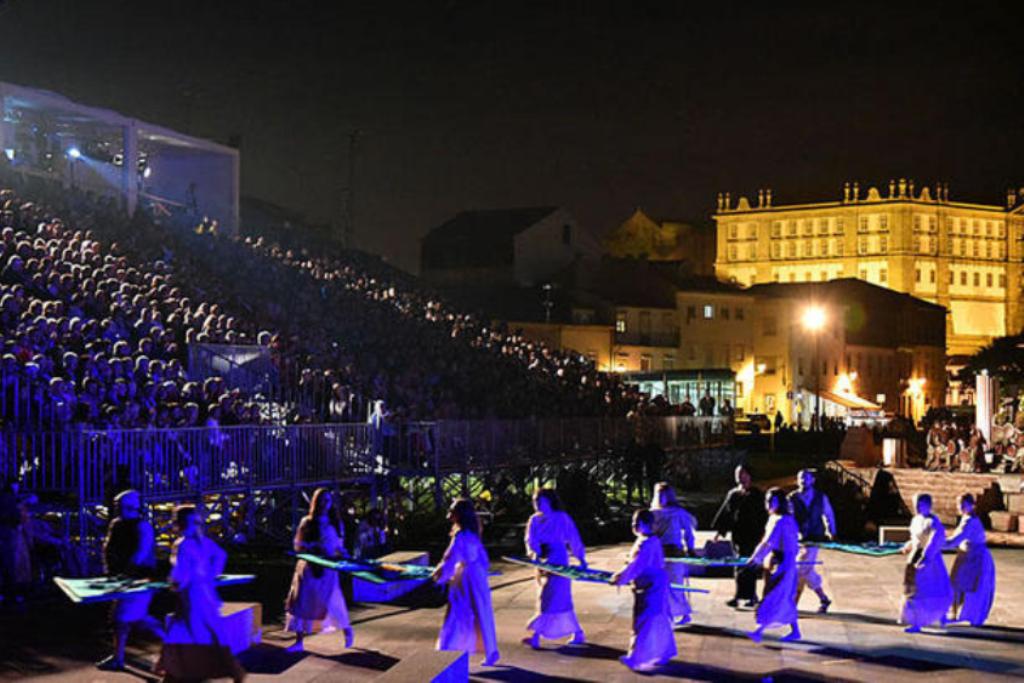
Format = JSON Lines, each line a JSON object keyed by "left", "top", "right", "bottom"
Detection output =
{"left": 142, "top": 166, "right": 152, "bottom": 179}
{"left": 66, "top": 147, "right": 81, "bottom": 159}
{"left": 3, "top": 149, "right": 13, "bottom": 161}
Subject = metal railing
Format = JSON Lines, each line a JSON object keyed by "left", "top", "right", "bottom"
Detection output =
{"left": 1, "top": 416, "right": 732, "bottom": 503}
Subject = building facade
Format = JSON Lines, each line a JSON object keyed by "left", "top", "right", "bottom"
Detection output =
{"left": 714, "top": 181, "right": 1024, "bottom": 355}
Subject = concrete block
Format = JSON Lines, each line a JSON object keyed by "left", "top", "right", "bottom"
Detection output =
{"left": 220, "top": 602, "right": 262, "bottom": 654}
{"left": 990, "top": 511, "right": 1018, "bottom": 533}
{"left": 1006, "top": 493, "right": 1024, "bottom": 514}
{"left": 353, "top": 551, "right": 430, "bottom": 604}
{"left": 375, "top": 650, "right": 468, "bottom": 683}
{"left": 879, "top": 526, "right": 911, "bottom": 544}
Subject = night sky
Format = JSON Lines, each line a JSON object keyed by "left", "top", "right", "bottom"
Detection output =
{"left": 0, "top": 1, "right": 1021, "bottom": 271}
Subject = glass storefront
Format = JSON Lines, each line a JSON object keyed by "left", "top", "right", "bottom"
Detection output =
{"left": 624, "top": 369, "right": 736, "bottom": 413}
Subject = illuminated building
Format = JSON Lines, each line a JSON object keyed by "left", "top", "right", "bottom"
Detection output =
{"left": 714, "top": 181, "right": 1024, "bottom": 355}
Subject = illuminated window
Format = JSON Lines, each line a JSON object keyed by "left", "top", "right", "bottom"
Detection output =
{"left": 912, "top": 236, "right": 920, "bottom": 252}
{"left": 787, "top": 221, "right": 797, "bottom": 236}
{"left": 728, "top": 245, "right": 737, "bottom": 261}
{"left": 858, "top": 216, "right": 868, "bottom": 233}
{"left": 834, "top": 218, "right": 844, "bottom": 234}
{"left": 928, "top": 216, "right": 937, "bottom": 232}
{"left": 974, "top": 272, "right": 980, "bottom": 287}
{"left": 880, "top": 214, "right": 889, "bottom": 230}
{"left": 858, "top": 237, "right": 868, "bottom": 254}
{"left": 880, "top": 269, "right": 888, "bottom": 283}
{"left": 703, "top": 305, "right": 714, "bottom": 319}
{"left": 640, "top": 354, "right": 652, "bottom": 371}
{"left": 859, "top": 268, "right": 868, "bottom": 280}
{"left": 987, "top": 273, "right": 994, "bottom": 287}
{"left": 961, "top": 271, "right": 967, "bottom": 285}
{"left": 913, "top": 215, "right": 922, "bottom": 231}
{"left": 771, "top": 222, "right": 782, "bottom": 237}
{"left": 879, "top": 235, "right": 888, "bottom": 253}
{"left": 616, "top": 313, "right": 627, "bottom": 333}
{"left": 817, "top": 219, "right": 827, "bottom": 235}
{"left": 771, "top": 243, "right": 781, "bottom": 258}
{"left": 728, "top": 224, "right": 738, "bottom": 239}
{"left": 835, "top": 240, "right": 844, "bottom": 255}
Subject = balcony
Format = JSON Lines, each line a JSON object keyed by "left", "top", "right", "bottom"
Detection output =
{"left": 616, "top": 330, "right": 680, "bottom": 347}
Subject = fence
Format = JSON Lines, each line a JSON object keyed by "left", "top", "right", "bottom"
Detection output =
{"left": 2, "top": 416, "right": 731, "bottom": 503}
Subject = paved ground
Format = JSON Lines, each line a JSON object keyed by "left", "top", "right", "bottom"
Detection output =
{"left": 7, "top": 532, "right": 1024, "bottom": 682}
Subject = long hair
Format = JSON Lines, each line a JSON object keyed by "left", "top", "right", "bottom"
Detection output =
{"left": 651, "top": 481, "right": 678, "bottom": 510}
{"left": 765, "top": 487, "right": 790, "bottom": 515}
{"left": 450, "top": 498, "right": 481, "bottom": 536}
{"left": 303, "top": 488, "right": 340, "bottom": 542}
{"left": 534, "top": 487, "right": 563, "bottom": 512}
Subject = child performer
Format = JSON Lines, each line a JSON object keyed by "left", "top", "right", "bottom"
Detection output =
{"left": 432, "top": 498, "right": 500, "bottom": 666}
{"left": 98, "top": 489, "right": 165, "bottom": 671}
{"left": 611, "top": 509, "right": 676, "bottom": 672}
{"left": 650, "top": 482, "right": 697, "bottom": 627}
{"left": 285, "top": 488, "right": 353, "bottom": 652}
{"left": 900, "top": 493, "right": 953, "bottom": 633}
{"left": 523, "top": 488, "right": 587, "bottom": 649}
{"left": 945, "top": 493, "right": 995, "bottom": 626}
{"left": 747, "top": 488, "right": 801, "bottom": 643}
{"left": 156, "top": 505, "right": 245, "bottom": 683}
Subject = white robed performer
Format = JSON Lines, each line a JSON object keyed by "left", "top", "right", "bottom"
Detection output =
{"left": 98, "top": 490, "right": 165, "bottom": 671}
{"left": 156, "top": 505, "right": 245, "bottom": 683}
{"left": 285, "top": 488, "right": 353, "bottom": 652}
{"left": 523, "top": 488, "right": 587, "bottom": 648}
{"left": 650, "top": 482, "right": 697, "bottom": 626}
{"left": 945, "top": 493, "right": 995, "bottom": 626}
{"left": 432, "top": 498, "right": 500, "bottom": 666}
{"left": 900, "top": 493, "right": 953, "bottom": 633}
{"left": 747, "top": 488, "right": 801, "bottom": 643}
{"left": 612, "top": 509, "right": 676, "bottom": 672}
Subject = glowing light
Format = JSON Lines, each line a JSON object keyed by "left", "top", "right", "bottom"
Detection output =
{"left": 66, "top": 147, "right": 81, "bottom": 160}
{"left": 801, "top": 305, "right": 826, "bottom": 332}
{"left": 756, "top": 363, "right": 767, "bottom": 374}
{"left": 835, "top": 372, "right": 856, "bottom": 394}
{"left": 907, "top": 377, "right": 926, "bottom": 396}
{"left": 3, "top": 148, "right": 14, "bottom": 161}
{"left": 142, "top": 166, "right": 152, "bottom": 178}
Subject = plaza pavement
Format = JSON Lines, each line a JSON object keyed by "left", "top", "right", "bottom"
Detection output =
{"left": 14, "top": 532, "right": 1024, "bottom": 682}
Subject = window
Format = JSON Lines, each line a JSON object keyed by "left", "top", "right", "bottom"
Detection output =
{"left": 880, "top": 269, "right": 888, "bottom": 283}
{"left": 771, "top": 222, "right": 782, "bottom": 237}
{"left": 615, "top": 313, "right": 627, "bottom": 333}
{"left": 879, "top": 235, "right": 888, "bottom": 252}
{"left": 663, "top": 354, "right": 675, "bottom": 370}
{"left": 961, "top": 271, "right": 967, "bottom": 285}
{"left": 771, "top": 242, "right": 781, "bottom": 259}
{"left": 974, "top": 272, "right": 980, "bottom": 287}
{"left": 987, "top": 273, "right": 994, "bottom": 287}
{"left": 721, "top": 306, "right": 730, "bottom": 320}
{"left": 788, "top": 272, "right": 796, "bottom": 282}
{"left": 736, "top": 307, "right": 745, "bottom": 320}
{"left": 820, "top": 271, "right": 827, "bottom": 281}
{"left": 913, "top": 215, "right": 922, "bottom": 231}
{"left": 880, "top": 214, "right": 889, "bottom": 230}
{"left": 928, "top": 216, "right": 937, "bottom": 232}
{"left": 858, "top": 237, "right": 868, "bottom": 254}
{"left": 834, "top": 218, "right": 844, "bottom": 234}
{"left": 639, "top": 310, "right": 652, "bottom": 332}
{"left": 787, "top": 242, "right": 796, "bottom": 258}
{"left": 817, "top": 219, "right": 827, "bottom": 235}
{"left": 703, "top": 305, "right": 714, "bottom": 319}
{"left": 561, "top": 224, "right": 572, "bottom": 246}
{"left": 915, "top": 268, "right": 921, "bottom": 283}
{"left": 930, "top": 270, "right": 936, "bottom": 283}
{"left": 686, "top": 305, "right": 696, "bottom": 322}
{"left": 949, "top": 271, "right": 954, "bottom": 285}
{"left": 1000, "top": 274, "right": 1007, "bottom": 288}
{"left": 912, "top": 236, "right": 920, "bottom": 252}
{"left": 728, "top": 224, "right": 738, "bottom": 239}
{"left": 835, "top": 240, "right": 844, "bottom": 255}
{"left": 640, "top": 354, "right": 652, "bottom": 372}
{"left": 858, "top": 216, "right": 868, "bottom": 233}
{"left": 763, "top": 315, "right": 777, "bottom": 336}
{"left": 787, "top": 221, "right": 797, "bottom": 236}
{"left": 728, "top": 245, "right": 737, "bottom": 261}
{"left": 859, "top": 268, "right": 868, "bottom": 280}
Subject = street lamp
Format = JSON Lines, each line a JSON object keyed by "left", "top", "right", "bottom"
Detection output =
{"left": 801, "top": 305, "right": 826, "bottom": 432}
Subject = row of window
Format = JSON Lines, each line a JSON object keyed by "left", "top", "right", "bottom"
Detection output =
{"left": 729, "top": 236, "right": 1007, "bottom": 262}
{"left": 729, "top": 215, "right": 1007, "bottom": 241}
{"left": 684, "top": 304, "right": 746, "bottom": 322}
{"left": 948, "top": 270, "right": 1006, "bottom": 289}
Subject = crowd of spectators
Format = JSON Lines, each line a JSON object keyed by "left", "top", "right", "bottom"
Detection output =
{"left": 0, "top": 161, "right": 650, "bottom": 432}
{"left": 0, "top": 178, "right": 269, "bottom": 431}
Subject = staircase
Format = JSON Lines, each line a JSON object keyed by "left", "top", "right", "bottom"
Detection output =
{"left": 848, "top": 466, "right": 1012, "bottom": 525}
